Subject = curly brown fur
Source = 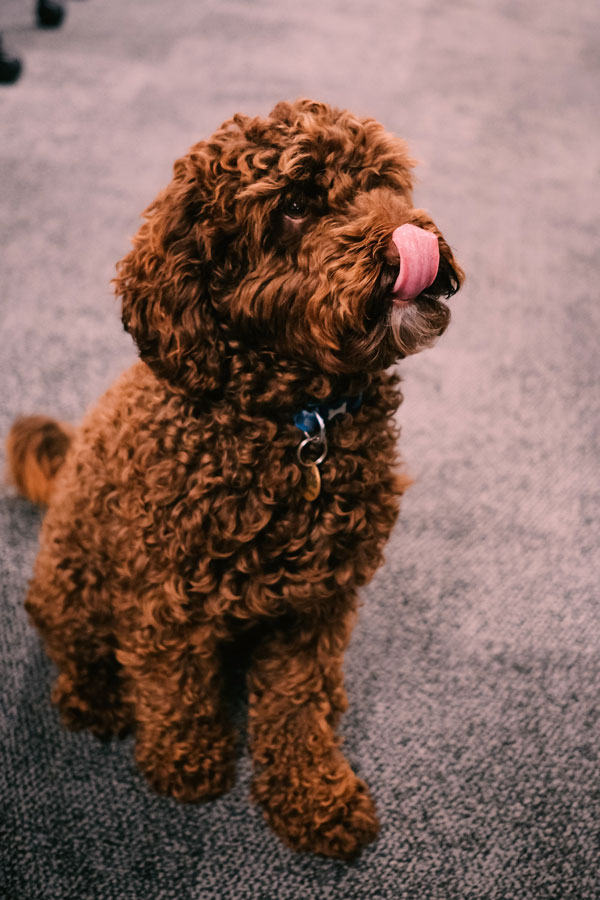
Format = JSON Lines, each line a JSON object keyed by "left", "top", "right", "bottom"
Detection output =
{"left": 8, "top": 99, "right": 463, "bottom": 859}
{"left": 6, "top": 416, "right": 74, "bottom": 505}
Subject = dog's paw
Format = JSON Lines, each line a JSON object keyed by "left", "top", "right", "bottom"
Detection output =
{"left": 252, "top": 764, "right": 379, "bottom": 859}
{"left": 52, "top": 671, "right": 131, "bottom": 738}
{"left": 135, "top": 732, "right": 236, "bottom": 802}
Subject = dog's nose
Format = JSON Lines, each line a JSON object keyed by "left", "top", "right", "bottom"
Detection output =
{"left": 389, "top": 224, "right": 440, "bottom": 301}
{"left": 383, "top": 237, "right": 401, "bottom": 268}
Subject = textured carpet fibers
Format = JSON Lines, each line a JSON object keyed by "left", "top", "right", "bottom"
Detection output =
{"left": 1, "top": 1, "right": 599, "bottom": 898}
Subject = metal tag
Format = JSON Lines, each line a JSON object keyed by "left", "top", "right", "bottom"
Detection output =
{"left": 302, "top": 463, "right": 321, "bottom": 501}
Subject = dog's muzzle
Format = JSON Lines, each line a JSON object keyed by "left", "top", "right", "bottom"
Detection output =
{"left": 389, "top": 224, "right": 440, "bottom": 303}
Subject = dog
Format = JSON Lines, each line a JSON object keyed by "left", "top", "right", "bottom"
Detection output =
{"left": 7, "top": 99, "right": 463, "bottom": 859}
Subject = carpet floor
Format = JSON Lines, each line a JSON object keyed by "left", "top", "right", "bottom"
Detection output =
{"left": 1, "top": 1, "right": 599, "bottom": 897}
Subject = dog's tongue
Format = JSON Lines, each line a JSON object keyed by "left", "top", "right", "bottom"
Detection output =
{"left": 391, "top": 224, "right": 440, "bottom": 301}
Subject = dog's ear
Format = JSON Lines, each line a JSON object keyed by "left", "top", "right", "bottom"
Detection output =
{"left": 114, "top": 145, "right": 229, "bottom": 396}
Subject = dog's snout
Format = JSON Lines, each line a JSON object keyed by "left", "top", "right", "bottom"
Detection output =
{"left": 387, "top": 224, "right": 440, "bottom": 301}
{"left": 382, "top": 236, "right": 401, "bottom": 269}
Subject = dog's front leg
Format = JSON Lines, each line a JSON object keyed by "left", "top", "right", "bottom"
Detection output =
{"left": 118, "top": 629, "right": 235, "bottom": 802}
{"left": 247, "top": 613, "right": 379, "bottom": 859}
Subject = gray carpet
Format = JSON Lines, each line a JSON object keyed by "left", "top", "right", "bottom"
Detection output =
{"left": 1, "top": 1, "right": 599, "bottom": 898}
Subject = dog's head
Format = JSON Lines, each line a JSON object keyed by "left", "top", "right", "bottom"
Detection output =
{"left": 116, "top": 99, "right": 463, "bottom": 394}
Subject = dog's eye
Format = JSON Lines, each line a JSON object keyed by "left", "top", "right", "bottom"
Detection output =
{"left": 283, "top": 196, "right": 308, "bottom": 220}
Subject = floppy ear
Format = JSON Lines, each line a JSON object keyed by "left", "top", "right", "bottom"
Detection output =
{"left": 114, "top": 145, "right": 228, "bottom": 396}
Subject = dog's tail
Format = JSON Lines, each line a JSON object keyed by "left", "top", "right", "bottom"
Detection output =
{"left": 6, "top": 415, "right": 75, "bottom": 506}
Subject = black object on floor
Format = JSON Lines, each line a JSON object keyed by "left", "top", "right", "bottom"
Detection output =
{"left": 36, "top": 0, "right": 66, "bottom": 28}
{"left": 0, "top": 36, "right": 22, "bottom": 84}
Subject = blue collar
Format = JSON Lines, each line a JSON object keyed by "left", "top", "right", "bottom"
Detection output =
{"left": 293, "top": 393, "right": 363, "bottom": 436}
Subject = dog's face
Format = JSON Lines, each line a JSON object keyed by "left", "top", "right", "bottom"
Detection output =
{"left": 116, "top": 99, "right": 463, "bottom": 392}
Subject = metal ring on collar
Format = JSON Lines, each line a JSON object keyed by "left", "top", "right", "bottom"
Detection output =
{"left": 296, "top": 409, "right": 327, "bottom": 467}
{"left": 297, "top": 434, "right": 327, "bottom": 467}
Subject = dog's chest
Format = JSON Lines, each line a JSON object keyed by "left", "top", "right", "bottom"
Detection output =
{"left": 175, "top": 406, "right": 401, "bottom": 613}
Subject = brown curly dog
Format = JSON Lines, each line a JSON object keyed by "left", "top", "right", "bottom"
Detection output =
{"left": 7, "top": 99, "right": 463, "bottom": 859}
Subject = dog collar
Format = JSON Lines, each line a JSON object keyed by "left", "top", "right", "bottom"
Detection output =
{"left": 293, "top": 393, "right": 363, "bottom": 436}
{"left": 293, "top": 393, "right": 363, "bottom": 501}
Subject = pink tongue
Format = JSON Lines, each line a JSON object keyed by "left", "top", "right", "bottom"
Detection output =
{"left": 391, "top": 224, "right": 440, "bottom": 301}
